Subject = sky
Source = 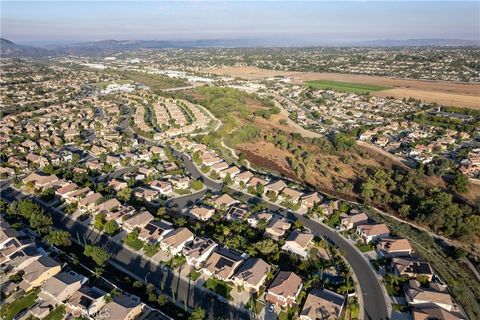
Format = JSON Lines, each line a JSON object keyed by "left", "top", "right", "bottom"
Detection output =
{"left": 1, "top": 1, "right": 479, "bottom": 45}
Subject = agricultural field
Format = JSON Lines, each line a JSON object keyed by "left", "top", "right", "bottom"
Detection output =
{"left": 305, "top": 80, "right": 390, "bottom": 94}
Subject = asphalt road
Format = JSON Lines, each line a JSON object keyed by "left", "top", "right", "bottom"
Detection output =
{"left": 168, "top": 151, "right": 390, "bottom": 320}
{"left": 0, "top": 184, "right": 251, "bottom": 320}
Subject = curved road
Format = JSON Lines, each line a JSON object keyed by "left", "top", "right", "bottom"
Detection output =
{"left": 170, "top": 149, "right": 390, "bottom": 320}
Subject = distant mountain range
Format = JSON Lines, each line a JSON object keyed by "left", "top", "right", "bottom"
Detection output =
{"left": 2, "top": 38, "right": 479, "bottom": 57}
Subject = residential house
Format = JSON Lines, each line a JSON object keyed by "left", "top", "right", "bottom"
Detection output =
{"left": 210, "top": 193, "right": 238, "bottom": 208}
{"left": 406, "top": 280, "right": 456, "bottom": 312}
{"left": 23, "top": 172, "right": 59, "bottom": 189}
{"left": 232, "top": 258, "right": 270, "bottom": 292}
{"left": 246, "top": 177, "right": 268, "bottom": 189}
{"left": 190, "top": 205, "right": 215, "bottom": 221}
{"left": 100, "top": 295, "right": 143, "bottom": 320}
{"left": 219, "top": 166, "right": 241, "bottom": 179}
{"left": 108, "top": 179, "right": 128, "bottom": 191}
{"left": 281, "top": 231, "right": 314, "bottom": 259}
{"left": 138, "top": 220, "right": 174, "bottom": 244}
{"left": 377, "top": 238, "right": 413, "bottom": 258}
{"left": 65, "top": 286, "right": 107, "bottom": 318}
{"left": 38, "top": 271, "right": 86, "bottom": 306}
{"left": 300, "top": 192, "right": 323, "bottom": 210}
{"left": 123, "top": 211, "right": 154, "bottom": 232}
{"left": 265, "top": 180, "right": 287, "bottom": 195}
{"left": 412, "top": 306, "right": 464, "bottom": 320}
{"left": 202, "top": 247, "right": 245, "bottom": 281}
{"left": 160, "top": 227, "right": 194, "bottom": 255}
{"left": 247, "top": 211, "right": 273, "bottom": 228}
{"left": 78, "top": 192, "right": 103, "bottom": 211}
{"left": 133, "top": 187, "right": 159, "bottom": 202}
{"left": 94, "top": 198, "right": 121, "bottom": 215}
{"left": 341, "top": 213, "right": 368, "bottom": 230}
{"left": 18, "top": 255, "right": 62, "bottom": 292}
{"left": 393, "top": 257, "right": 434, "bottom": 281}
{"left": 280, "top": 187, "right": 303, "bottom": 203}
{"left": 225, "top": 204, "right": 249, "bottom": 221}
{"left": 233, "top": 171, "right": 254, "bottom": 185}
{"left": 356, "top": 224, "right": 390, "bottom": 243}
{"left": 264, "top": 217, "right": 292, "bottom": 240}
{"left": 183, "top": 237, "right": 218, "bottom": 268}
{"left": 149, "top": 180, "right": 173, "bottom": 195}
{"left": 299, "top": 288, "right": 345, "bottom": 320}
{"left": 266, "top": 271, "right": 303, "bottom": 308}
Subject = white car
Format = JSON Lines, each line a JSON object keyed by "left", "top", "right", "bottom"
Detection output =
{"left": 268, "top": 305, "right": 275, "bottom": 312}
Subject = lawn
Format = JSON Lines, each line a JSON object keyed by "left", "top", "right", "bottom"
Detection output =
{"left": 355, "top": 241, "right": 375, "bottom": 252}
{"left": 0, "top": 288, "right": 39, "bottom": 320}
{"left": 204, "top": 278, "right": 232, "bottom": 299}
{"left": 123, "top": 237, "right": 144, "bottom": 250}
{"left": 246, "top": 298, "right": 265, "bottom": 315}
{"left": 43, "top": 305, "right": 65, "bottom": 320}
{"left": 305, "top": 80, "right": 390, "bottom": 94}
{"left": 187, "top": 270, "right": 202, "bottom": 281}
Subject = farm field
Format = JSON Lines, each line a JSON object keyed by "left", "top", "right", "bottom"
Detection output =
{"left": 205, "top": 66, "right": 480, "bottom": 109}
{"left": 305, "top": 79, "right": 390, "bottom": 94}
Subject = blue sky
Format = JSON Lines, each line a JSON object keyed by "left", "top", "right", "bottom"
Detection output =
{"left": 2, "top": 1, "right": 479, "bottom": 45}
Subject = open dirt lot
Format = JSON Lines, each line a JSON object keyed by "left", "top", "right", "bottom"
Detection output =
{"left": 205, "top": 66, "right": 480, "bottom": 109}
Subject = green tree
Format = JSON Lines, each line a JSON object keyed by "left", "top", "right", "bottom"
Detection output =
{"left": 103, "top": 220, "right": 119, "bottom": 235}
{"left": 117, "top": 187, "right": 132, "bottom": 202}
{"left": 256, "top": 183, "right": 264, "bottom": 195}
{"left": 189, "top": 307, "right": 206, "bottom": 320}
{"left": 191, "top": 180, "right": 204, "bottom": 191}
{"left": 45, "top": 230, "right": 71, "bottom": 247}
{"left": 84, "top": 245, "right": 110, "bottom": 266}
{"left": 94, "top": 214, "right": 106, "bottom": 231}
{"left": 452, "top": 171, "right": 469, "bottom": 193}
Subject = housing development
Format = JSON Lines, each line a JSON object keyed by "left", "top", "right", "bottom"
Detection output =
{"left": 1, "top": 1, "right": 480, "bottom": 318}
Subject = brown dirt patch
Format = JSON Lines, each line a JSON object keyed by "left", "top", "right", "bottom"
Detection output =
{"left": 205, "top": 66, "right": 480, "bottom": 109}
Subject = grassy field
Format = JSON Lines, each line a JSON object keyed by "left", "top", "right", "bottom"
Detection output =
{"left": 305, "top": 80, "right": 390, "bottom": 94}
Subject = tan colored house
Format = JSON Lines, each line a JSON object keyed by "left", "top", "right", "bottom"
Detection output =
{"left": 377, "top": 238, "right": 413, "bottom": 257}
{"left": 79, "top": 192, "right": 103, "bottom": 211}
{"left": 300, "top": 288, "right": 345, "bottom": 320}
{"left": 94, "top": 198, "right": 121, "bottom": 215}
{"left": 65, "top": 286, "right": 107, "bottom": 318}
{"left": 23, "top": 172, "right": 59, "bottom": 189}
{"left": 123, "top": 211, "right": 154, "bottom": 232}
{"left": 38, "top": 271, "right": 86, "bottom": 306}
{"left": 233, "top": 171, "right": 254, "bottom": 185}
{"left": 210, "top": 193, "right": 238, "bottom": 208}
{"left": 266, "top": 271, "right": 303, "bottom": 308}
{"left": 108, "top": 179, "right": 128, "bottom": 191}
{"left": 160, "top": 227, "right": 194, "bottom": 255}
{"left": 393, "top": 257, "right": 434, "bottom": 281}
{"left": 356, "top": 224, "right": 390, "bottom": 243}
{"left": 280, "top": 187, "right": 304, "bottom": 203}
{"left": 265, "top": 180, "right": 287, "bottom": 195}
{"left": 183, "top": 237, "right": 218, "bottom": 268}
{"left": 203, "top": 248, "right": 245, "bottom": 281}
{"left": 232, "top": 258, "right": 270, "bottom": 292}
{"left": 281, "top": 231, "right": 313, "bottom": 259}
{"left": 341, "top": 213, "right": 368, "bottom": 230}
{"left": 138, "top": 220, "right": 174, "bottom": 244}
{"left": 190, "top": 205, "right": 215, "bottom": 221}
{"left": 300, "top": 192, "right": 323, "bottom": 210}
{"left": 101, "top": 295, "right": 142, "bottom": 320}
{"left": 246, "top": 177, "right": 268, "bottom": 189}
{"left": 406, "top": 280, "right": 456, "bottom": 312}
{"left": 18, "top": 256, "right": 62, "bottom": 292}
{"left": 264, "top": 217, "right": 291, "bottom": 240}
{"left": 412, "top": 306, "right": 463, "bottom": 320}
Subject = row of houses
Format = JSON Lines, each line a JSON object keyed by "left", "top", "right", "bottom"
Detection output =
{"left": 0, "top": 220, "right": 144, "bottom": 320}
